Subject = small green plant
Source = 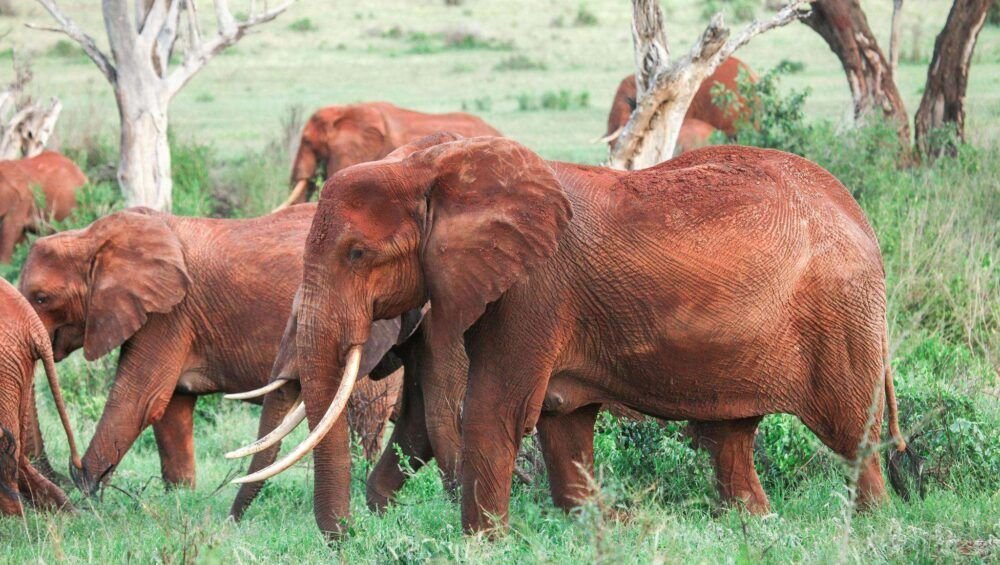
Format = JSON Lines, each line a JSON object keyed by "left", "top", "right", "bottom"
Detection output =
{"left": 516, "top": 89, "right": 590, "bottom": 111}
{"left": 493, "top": 54, "right": 547, "bottom": 71}
{"left": 194, "top": 92, "right": 214, "bottom": 103}
{"left": 717, "top": 62, "right": 814, "bottom": 156}
{"left": 46, "top": 39, "right": 86, "bottom": 60}
{"left": 461, "top": 96, "right": 493, "bottom": 112}
{"left": 574, "top": 4, "right": 599, "bottom": 27}
{"left": 288, "top": 17, "right": 317, "bottom": 32}
{"left": 702, "top": 0, "right": 759, "bottom": 22}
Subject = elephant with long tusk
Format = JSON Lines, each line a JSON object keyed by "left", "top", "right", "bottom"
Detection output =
{"left": 245, "top": 131, "right": 906, "bottom": 538}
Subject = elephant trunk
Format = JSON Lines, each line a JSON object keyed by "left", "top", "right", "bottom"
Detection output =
{"left": 275, "top": 144, "right": 318, "bottom": 211}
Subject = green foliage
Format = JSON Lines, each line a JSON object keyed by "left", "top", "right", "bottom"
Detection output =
{"left": 702, "top": 0, "right": 759, "bottom": 22}
{"left": 169, "top": 136, "right": 217, "bottom": 218}
{"left": 718, "top": 62, "right": 814, "bottom": 156}
{"left": 574, "top": 5, "right": 600, "bottom": 27}
{"left": 461, "top": 96, "right": 493, "bottom": 112}
{"left": 988, "top": 0, "right": 1000, "bottom": 26}
{"left": 46, "top": 39, "right": 87, "bottom": 60}
{"left": 494, "top": 54, "right": 547, "bottom": 72}
{"left": 516, "top": 89, "right": 590, "bottom": 111}
{"left": 288, "top": 17, "right": 318, "bottom": 32}
{"left": 400, "top": 27, "right": 514, "bottom": 55}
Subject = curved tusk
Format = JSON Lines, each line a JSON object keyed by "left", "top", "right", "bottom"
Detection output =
{"left": 225, "top": 400, "right": 306, "bottom": 459}
{"left": 224, "top": 379, "right": 288, "bottom": 401}
{"left": 231, "top": 346, "right": 362, "bottom": 485}
{"left": 273, "top": 179, "right": 308, "bottom": 212}
{"left": 594, "top": 126, "right": 624, "bottom": 144}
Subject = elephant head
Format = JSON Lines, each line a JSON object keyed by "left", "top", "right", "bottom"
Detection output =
{"left": 236, "top": 133, "right": 571, "bottom": 536}
{"left": 280, "top": 105, "right": 390, "bottom": 209}
{"left": 20, "top": 208, "right": 190, "bottom": 493}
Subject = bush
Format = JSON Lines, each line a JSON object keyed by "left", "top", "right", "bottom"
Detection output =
{"left": 494, "top": 54, "right": 547, "bottom": 72}
{"left": 702, "top": 0, "right": 759, "bottom": 22}
{"left": 574, "top": 5, "right": 599, "bottom": 27}
{"left": 718, "top": 62, "right": 814, "bottom": 156}
{"left": 516, "top": 89, "right": 590, "bottom": 111}
{"left": 288, "top": 17, "right": 317, "bottom": 32}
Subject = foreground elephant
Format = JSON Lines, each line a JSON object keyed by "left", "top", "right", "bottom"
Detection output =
{"left": 603, "top": 56, "right": 755, "bottom": 152}
{"left": 277, "top": 102, "right": 501, "bottom": 209}
{"left": 18, "top": 206, "right": 401, "bottom": 501}
{"left": 0, "top": 278, "right": 80, "bottom": 516}
{"left": 238, "top": 134, "right": 907, "bottom": 536}
{"left": 0, "top": 152, "right": 87, "bottom": 263}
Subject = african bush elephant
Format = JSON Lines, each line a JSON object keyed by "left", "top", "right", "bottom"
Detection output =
{"left": 239, "top": 134, "right": 907, "bottom": 537}
{"left": 0, "top": 278, "right": 79, "bottom": 516}
{"left": 18, "top": 205, "right": 401, "bottom": 505}
{"left": 0, "top": 151, "right": 87, "bottom": 264}
{"left": 603, "top": 56, "right": 755, "bottom": 153}
{"left": 277, "top": 102, "right": 501, "bottom": 209}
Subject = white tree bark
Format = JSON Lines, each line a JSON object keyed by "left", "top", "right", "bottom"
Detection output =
{"left": 1, "top": 67, "right": 63, "bottom": 160}
{"left": 890, "top": 0, "right": 904, "bottom": 76}
{"left": 609, "top": 1, "right": 810, "bottom": 170}
{"left": 30, "top": 0, "right": 294, "bottom": 211}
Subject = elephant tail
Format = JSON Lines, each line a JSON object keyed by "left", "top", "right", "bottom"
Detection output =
{"left": 883, "top": 332, "right": 906, "bottom": 453}
{"left": 31, "top": 320, "right": 82, "bottom": 470}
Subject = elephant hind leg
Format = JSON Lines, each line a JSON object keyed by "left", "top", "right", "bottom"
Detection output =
{"left": 152, "top": 394, "right": 197, "bottom": 489}
{"left": 689, "top": 418, "right": 770, "bottom": 514}
{"left": 798, "top": 407, "right": 887, "bottom": 511}
{"left": 536, "top": 404, "right": 599, "bottom": 512}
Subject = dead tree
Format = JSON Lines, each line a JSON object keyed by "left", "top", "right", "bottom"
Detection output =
{"left": 889, "top": 0, "right": 904, "bottom": 75}
{"left": 30, "top": 0, "right": 293, "bottom": 211}
{"left": 608, "top": 1, "right": 809, "bottom": 170}
{"left": 803, "top": 0, "right": 910, "bottom": 143}
{"left": 915, "top": 0, "right": 993, "bottom": 158}
{"left": 1, "top": 63, "right": 62, "bottom": 159}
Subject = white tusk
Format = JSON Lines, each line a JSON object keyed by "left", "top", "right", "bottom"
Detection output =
{"left": 593, "top": 126, "right": 624, "bottom": 144}
{"left": 225, "top": 400, "right": 306, "bottom": 459}
{"left": 231, "top": 346, "right": 362, "bottom": 485}
{"left": 273, "top": 179, "right": 308, "bottom": 212}
{"left": 224, "top": 379, "right": 288, "bottom": 400}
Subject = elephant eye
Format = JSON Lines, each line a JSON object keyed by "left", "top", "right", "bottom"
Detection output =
{"left": 348, "top": 247, "right": 365, "bottom": 261}
{"left": 33, "top": 293, "right": 49, "bottom": 306}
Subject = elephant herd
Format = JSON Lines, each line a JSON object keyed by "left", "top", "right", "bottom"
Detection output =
{"left": 0, "top": 57, "right": 908, "bottom": 540}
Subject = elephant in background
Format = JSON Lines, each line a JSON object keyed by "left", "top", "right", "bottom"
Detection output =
{"left": 277, "top": 102, "right": 501, "bottom": 210}
{"left": 247, "top": 133, "right": 906, "bottom": 537}
{"left": 0, "top": 151, "right": 86, "bottom": 263}
{"left": 0, "top": 278, "right": 79, "bottom": 516}
{"left": 603, "top": 56, "right": 756, "bottom": 154}
{"left": 18, "top": 205, "right": 401, "bottom": 502}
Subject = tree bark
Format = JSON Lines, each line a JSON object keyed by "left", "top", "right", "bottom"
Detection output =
{"left": 914, "top": 0, "right": 992, "bottom": 158}
{"left": 609, "top": 1, "right": 807, "bottom": 170}
{"left": 116, "top": 89, "right": 173, "bottom": 210}
{"left": 889, "top": 0, "right": 904, "bottom": 75}
{"left": 803, "top": 0, "right": 910, "bottom": 143}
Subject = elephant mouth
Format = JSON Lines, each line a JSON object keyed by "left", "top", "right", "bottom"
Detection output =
{"left": 71, "top": 460, "right": 114, "bottom": 497}
{"left": 52, "top": 326, "right": 82, "bottom": 362}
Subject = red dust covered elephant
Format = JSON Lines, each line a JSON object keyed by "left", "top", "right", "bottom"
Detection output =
{"left": 233, "top": 133, "right": 907, "bottom": 537}
{"left": 0, "top": 151, "right": 86, "bottom": 264}
{"left": 277, "top": 102, "right": 501, "bottom": 209}
{"left": 0, "top": 278, "right": 80, "bottom": 516}
{"left": 17, "top": 205, "right": 401, "bottom": 520}
{"left": 604, "top": 56, "right": 756, "bottom": 154}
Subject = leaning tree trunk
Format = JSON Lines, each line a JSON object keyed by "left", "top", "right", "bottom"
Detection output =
{"left": 914, "top": 0, "right": 992, "bottom": 158}
{"left": 803, "top": 0, "right": 910, "bottom": 143}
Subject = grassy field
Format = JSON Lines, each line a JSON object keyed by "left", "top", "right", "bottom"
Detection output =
{"left": 2, "top": 0, "right": 999, "bottom": 562}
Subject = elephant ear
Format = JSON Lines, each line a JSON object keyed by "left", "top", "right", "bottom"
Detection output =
{"left": 83, "top": 208, "right": 191, "bottom": 361}
{"left": 415, "top": 137, "right": 572, "bottom": 340}
{"left": 383, "top": 132, "right": 465, "bottom": 162}
{"left": 329, "top": 106, "right": 390, "bottom": 170}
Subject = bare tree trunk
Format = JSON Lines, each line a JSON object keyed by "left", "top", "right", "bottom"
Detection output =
{"left": 608, "top": 1, "right": 807, "bottom": 170}
{"left": 803, "top": 0, "right": 910, "bottom": 143}
{"left": 914, "top": 0, "right": 992, "bottom": 158}
{"left": 32, "top": 0, "right": 293, "bottom": 211}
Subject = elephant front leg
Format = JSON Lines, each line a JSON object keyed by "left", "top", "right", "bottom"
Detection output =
{"left": 153, "top": 394, "right": 197, "bottom": 489}
{"left": 536, "top": 404, "right": 599, "bottom": 512}
{"left": 366, "top": 371, "right": 433, "bottom": 512}
{"left": 17, "top": 456, "right": 73, "bottom": 512}
{"left": 460, "top": 363, "right": 550, "bottom": 534}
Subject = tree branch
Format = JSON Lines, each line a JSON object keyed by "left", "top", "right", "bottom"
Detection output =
{"left": 30, "top": 0, "right": 117, "bottom": 84}
{"left": 632, "top": 0, "right": 670, "bottom": 95}
{"left": 889, "top": 0, "right": 904, "bottom": 76}
{"left": 609, "top": 1, "right": 810, "bottom": 169}
{"left": 165, "top": 0, "right": 294, "bottom": 98}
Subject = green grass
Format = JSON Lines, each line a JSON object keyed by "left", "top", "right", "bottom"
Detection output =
{"left": 1, "top": 0, "right": 999, "bottom": 561}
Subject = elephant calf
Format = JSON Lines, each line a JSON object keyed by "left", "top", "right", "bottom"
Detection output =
{"left": 0, "top": 151, "right": 87, "bottom": 264}
{"left": 0, "top": 278, "right": 79, "bottom": 516}
{"left": 18, "top": 205, "right": 401, "bottom": 508}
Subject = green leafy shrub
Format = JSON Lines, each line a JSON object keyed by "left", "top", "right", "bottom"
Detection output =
{"left": 494, "top": 54, "right": 547, "bottom": 72}
{"left": 574, "top": 5, "right": 599, "bottom": 27}
{"left": 516, "top": 89, "right": 590, "bottom": 111}
{"left": 288, "top": 17, "right": 317, "bottom": 32}
{"left": 718, "top": 62, "right": 814, "bottom": 156}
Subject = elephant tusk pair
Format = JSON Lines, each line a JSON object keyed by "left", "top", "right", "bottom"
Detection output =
{"left": 224, "top": 398, "right": 306, "bottom": 459}
{"left": 231, "top": 346, "right": 362, "bottom": 485}
{"left": 273, "top": 179, "right": 309, "bottom": 212}
{"left": 224, "top": 378, "right": 288, "bottom": 400}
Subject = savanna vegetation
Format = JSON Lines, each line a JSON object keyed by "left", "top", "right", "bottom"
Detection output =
{"left": 1, "top": 0, "right": 997, "bottom": 561}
